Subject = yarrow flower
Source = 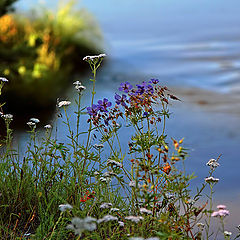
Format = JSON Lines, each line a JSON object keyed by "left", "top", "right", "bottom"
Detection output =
{"left": 206, "top": 158, "right": 220, "bottom": 170}
{"left": 58, "top": 100, "right": 71, "bottom": 108}
{"left": 125, "top": 216, "right": 144, "bottom": 223}
{"left": 59, "top": 203, "right": 73, "bottom": 212}
{"left": 211, "top": 205, "right": 230, "bottom": 218}
{"left": 93, "top": 144, "right": 104, "bottom": 149}
{"left": 110, "top": 208, "right": 120, "bottom": 212}
{"left": 2, "top": 114, "right": 13, "bottom": 121}
{"left": 196, "top": 222, "right": 205, "bottom": 232}
{"left": 44, "top": 124, "right": 52, "bottom": 129}
{"left": 66, "top": 217, "right": 97, "bottom": 235}
{"left": 217, "top": 204, "right": 226, "bottom": 210}
{"left": 205, "top": 176, "right": 219, "bottom": 184}
{"left": 73, "top": 81, "right": 86, "bottom": 92}
{"left": 0, "top": 77, "right": 8, "bottom": 82}
{"left": 83, "top": 53, "right": 106, "bottom": 62}
{"left": 100, "top": 202, "right": 113, "bottom": 209}
{"left": 97, "top": 215, "right": 118, "bottom": 224}
{"left": 29, "top": 118, "right": 40, "bottom": 124}
{"left": 107, "top": 159, "right": 123, "bottom": 168}
{"left": 140, "top": 208, "right": 152, "bottom": 215}
{"left": 224, "top": 231, "right": 232, "bottom": 237}
{"left": 27, "top": 121, "right": 36, "bottom": 127}
{"left": 119, "top": 82, "right": 133, "bottom": 93}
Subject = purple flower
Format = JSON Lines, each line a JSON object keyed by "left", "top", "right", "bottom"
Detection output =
{"left": 136, "top": 81, "right": 154, "bottom": 95}
{"left": 149, "top": 78, "right": 159, "bottom": 84}
{"left": 146, "top": 84, "right": 154, "bottom": 94}
{"left": 136, "top": 82, "right": 147, "bottom": 95}
{"left": 115, "top": 93, "right": 127, "bottom": 107}
{"left": 143, "top": 112, "right": 148, "bottom": 117}
{"left": 119, "top": 82, "right": 133, "bottom": 93}
{"left": 98, "top": 98, "right": 112, "bottom": 112}
{"left": 87, "top": 104, "right": 99, "bottom": 117}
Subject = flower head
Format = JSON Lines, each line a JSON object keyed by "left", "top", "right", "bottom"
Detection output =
{"left": 73, "top": 81, "right": 86, "bottom": 92}
{"left": 100, "top": 202, "right": 113, "bottom": 209}
{"left": 206, "top": 158, "right": 220, "bottom": 170}
{"left": 107, "top": 159, "right": 123, "bottom": 168}
{"left": 97, "top": 215, "right": 118, "bottom": 224}
{"left": 119, "top": 82, "right": 133, "bottom": 93}
{"left": 67, "top": 217, "right": 97, "bottom": 235}
{"left": 59, "top": 203, "right": 73, "bottom": 212}
{"left": 97, "top": 98, "right": 112, "bottom": 112}
{"left": 148, "top": 78, "right": 159, "bottom": 84}
{"left": 115, "top": 93, "right": 127, "bottom": 107}
{"left": 224, "top": 231, "right": 232, "bottom": 237}
{"left": 0, "top": 77, "right": 8, "bottom": 82}
{"left": 2, "top": 114, "right": 13, "bottom": 121}
{"left": 205, "top": 176, "right": 219, "bottom": 184}
{"left": 125, "top": 216, "right": 144, "bottom": 223}
{"left": 217, "top": 204, "right": 226, "bottom": 210}
{"left": 83, "top": 54, "right": 106, "bottom": 62}
{"left": 87, "top": 104, "right": 99, "bottom": 117}
{"left": 58, "top": 101, "right": 71, "bottom": 108}
{"left": 140, "top": 208, "right": 152, "bottom": 215}
{"left": 44, "top": 124, "right": 52, "bottom": 129}
{"left": 29, "top": 118, "right": 40, "bottom": 124}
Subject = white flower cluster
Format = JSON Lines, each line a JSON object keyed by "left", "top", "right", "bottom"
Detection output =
{"left": 83, "top": 53, "right": 106, "bottom": 62}
{"left": 66, "top": 217, "right": 97, "bottom": 236}
{"left": 1, "top": 113, "right": 13, "bottom": 121}
{"left": 206, "top": 158, "right": 220, "bottom": 170}
{"left": 205, "top": 176, "right": 219, "bottom": 184}
{"left": 140, "top": 208, "right": 152, "bottom": 215}
{"left": 125, "top": 216, "right": 144, "bottom": 223}
{"left": 73, "top": 81, "right": 86, "bottom": 93}
{"left": 27, "top": 117, "right": 40, "bottom": 127}
{"left": 59, "top": 203, "right": 73, "bottom": 212}
{"left": 0, "top": 77, "right": 8, "bottom": 82}
{"left": 100, "top": 202, "right": 113, "bottom": 209}
{"left": 97, "top": 214, "right": 118, "bottom": 224}
{"left": 93, "top": 144, "right": 104, "bottom": 150}
{"left": 107, "top": 159, "right": 123, "bottom": 168}
{"left": 58, "top": 100, "right": 71, "bottom": 108}
{"left": 224, "top": 231, "right": 232, "bottom": 237}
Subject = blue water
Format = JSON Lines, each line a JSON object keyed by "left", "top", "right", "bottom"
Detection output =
{"left": 14, "top": 0, "right": 240, "bottom": 236}
{"left": 16, "top": 0, "right": 240, "bottom": 92}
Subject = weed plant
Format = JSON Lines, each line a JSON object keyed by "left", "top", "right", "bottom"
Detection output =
{"left": 0, "top": 55, "right": 239, "bottom": 239}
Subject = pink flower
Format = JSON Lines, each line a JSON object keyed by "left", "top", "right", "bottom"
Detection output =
{"left": 217, "top": 204, "right": 226, "bottom": 210}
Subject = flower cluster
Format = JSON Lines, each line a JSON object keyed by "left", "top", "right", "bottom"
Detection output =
{"left": 66, "top": 217, "right": 97, "bottom": 236}
{"left": 211, "top": 205, "right": 230, "bottom": 218}
{"left": 80, "top": 190, "right": 95, "bottom": 203}
{"left": 86, "top": 79, "right": 175, "bottom": 131}
{"left": 206, "top": 158, "right": 220, "bottom": 170}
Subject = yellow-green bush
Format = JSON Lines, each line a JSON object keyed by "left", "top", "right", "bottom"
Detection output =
{"left": 0, "top": 0, "right": 102, "bottom": 109}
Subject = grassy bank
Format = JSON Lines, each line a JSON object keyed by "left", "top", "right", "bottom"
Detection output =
{"left": 0, "top": 55, "right": 239, "bottom": 239}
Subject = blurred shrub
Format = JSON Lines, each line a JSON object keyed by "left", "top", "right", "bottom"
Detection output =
{"left": 0, "top": 0, "right": 18, "bottom": 16}
{"left": 0, "top": 0, "right": 102, "bottom": 109}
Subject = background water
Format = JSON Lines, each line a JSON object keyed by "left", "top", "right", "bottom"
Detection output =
{"left": 15, "top": 0, "right": 240, "bottom": 235}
